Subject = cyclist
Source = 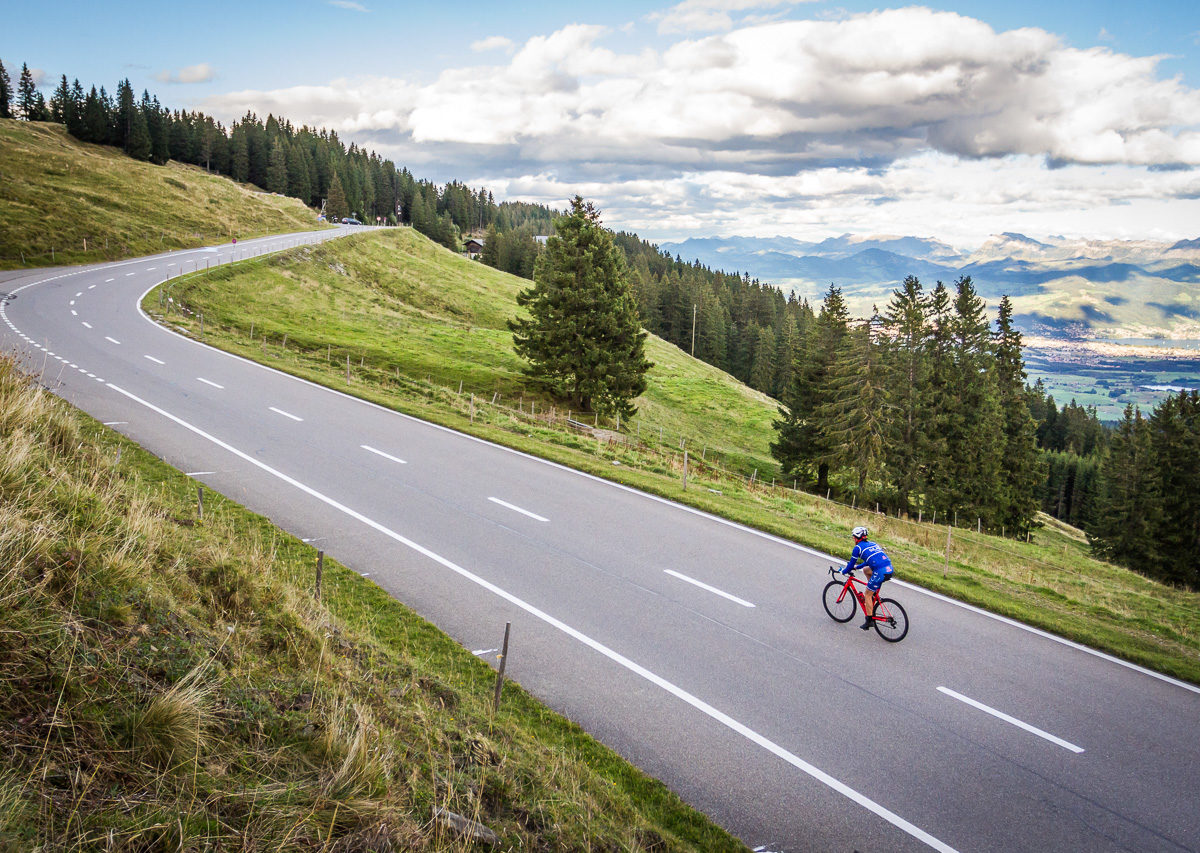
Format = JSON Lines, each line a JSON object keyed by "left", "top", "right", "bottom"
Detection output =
{"left": 841, "top": 526, "right": 894, "bottom": 630}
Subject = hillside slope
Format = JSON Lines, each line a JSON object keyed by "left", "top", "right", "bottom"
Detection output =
{"left": 0, "top": 352, "right": 744, "bottom": 850}
{"left": 163, "top": 226, "right": 781, "bottom": 475}
{"left": 0, "top": 120, "right": 325, "bottom": 269}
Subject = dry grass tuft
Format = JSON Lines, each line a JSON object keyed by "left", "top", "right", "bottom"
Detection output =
{"left": 121, "top": 662, "right": 218, "bottom": 770}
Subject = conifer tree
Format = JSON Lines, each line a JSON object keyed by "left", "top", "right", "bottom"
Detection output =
{"left": 992, "top": 296, "right": 1043, "bottom": 535}
{"left": 945, "top": 276, "right": 1002, "bottom": 524}
{"left": 326, "top": 170, "right": 349, "bottom": 221}
{"left": 815, "top": 318, "right": 892, "bottom": 498}
{"left": 882, "top": 275, "right": 931, "bottom": 514}
{"left": 67, "top": 79, "right": 85, "bottom": 136}
{"left": 0, "top": 58, "right": 11, "bottom": 119}
{"left": 509, "top": 197, "right": 652, "bottom": 419}
{"left": 49, "top": 74, "right": 70, "bottom": 123}
{"left": 1090, "top": 405, "right": 1160, "bottom": 569}
{"left": 771, "top": 285, "right": 849, "bottom": 493}
{"left": 17, "top": 63, "right": 39, "bottom": 119}
{"left": 81, "top": 86, "right": 107, "bottom": 143}
{"left": 1147, "top": 391, "right": 1200, "bottom": 588}
{"left": 267, "top": 139, "right": 289, "bottom": 194}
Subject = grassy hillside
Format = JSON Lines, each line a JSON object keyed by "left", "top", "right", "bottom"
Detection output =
{"left": 0, "top": 120, "right": 326, "bottom": 269}
{"left": 150, "top": 228, "right": 1200, "bottom": 685}
{"left": 155, "top": 226, "right": 779, "bottom": 476}
{"left": 0, "top": 353, "right": 746, "bottom": 851}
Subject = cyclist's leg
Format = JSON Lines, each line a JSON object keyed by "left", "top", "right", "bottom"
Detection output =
{"left": 862, "top": 568, "right": 875, "bottom": 617}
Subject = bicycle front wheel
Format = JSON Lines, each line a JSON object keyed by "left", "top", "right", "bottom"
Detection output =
{"left": 823, "top": 581, "right": 857, "bottom": 622}
{"left": 873, "top": 598, "right": 909, "bottom": 642}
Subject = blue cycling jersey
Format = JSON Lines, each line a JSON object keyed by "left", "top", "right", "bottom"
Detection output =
{"left": 843, "top": 539, "right": 894, "bottom": 583}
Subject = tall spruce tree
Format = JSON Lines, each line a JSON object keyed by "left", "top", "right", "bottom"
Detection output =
{"left": 0, "top": 58, "right": 11, "bottom": 118}
{"left": 509, "top": 197, "right": 651, "bottom": 419}
{"left": 1147, "top": 391, "right": 1200, "bottom": 588}
{"left": 882, "top": 275, "right": 932, "bottom": 514}
{"left": 945, "top": 276, "right": 1003, "bottom": 524}
{"left": 267, "top": 139, "right": 289, "bottom": 194}
{"left": 81, "top": 86, "right": 107, "bottom": 143}
{"left": 326, "top": 170, "right": 348, "bottom": 221}
{"left": 815, "top": 318, "right": 892, "bottom": 498}
{"left": 1090, "top": 405, "right": 1160, "bottom": 569}
{"left": 771, "top": 285, "right": 849, "bottom": 493}
{"left": 17, "top": 63, "right": 38, "bottom": 119}
{"left": 992, "top": 296, "right": 1043, "bottom": 535}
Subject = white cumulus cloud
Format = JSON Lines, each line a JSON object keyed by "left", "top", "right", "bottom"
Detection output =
{"left": 471, "top": 35, "right": 515, "bottom": 53}
{"left": 196, "top": 8, "right": 1200, "bottom": 242}
{"left": 155, "top": 63, "right": 216, "bottom": 85}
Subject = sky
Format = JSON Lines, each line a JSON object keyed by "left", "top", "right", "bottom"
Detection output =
{"left": 6, "top": 0, "right": 1200, "bottom": 248}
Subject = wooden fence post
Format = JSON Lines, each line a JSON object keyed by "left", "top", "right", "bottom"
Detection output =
{"left": 493, "top": 622, "right": 511, "bottom": 713}
{"left": 316, "top": 550, "right": 324, "bottom": 603}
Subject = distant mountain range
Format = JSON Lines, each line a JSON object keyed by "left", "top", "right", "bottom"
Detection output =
{"left": 658, "top": 233, "right": 1200, "bottom": 340}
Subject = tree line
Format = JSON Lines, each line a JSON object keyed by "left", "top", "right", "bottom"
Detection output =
{"left": 0, "top": 57, "right": 558, "bottom": 254}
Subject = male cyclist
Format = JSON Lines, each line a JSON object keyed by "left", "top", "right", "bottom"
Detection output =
{"left": 841, "top": 526, "right": 894, "bottom": 630}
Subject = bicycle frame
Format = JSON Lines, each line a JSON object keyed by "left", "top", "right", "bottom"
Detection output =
{"left": 831, "top": 569, "right": 882, "bottom": 620}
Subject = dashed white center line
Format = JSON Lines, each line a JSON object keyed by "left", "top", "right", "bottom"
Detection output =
{"left": 197, "top": 378, "right": 224, "bottom": 389}
{"left": 143, "top": 355, "right": 165, "bottom": 365}
{"left": 81, "top": 322, "right": 92, "bottom": 329}
{"left": 664, "top": 570, "right": 756, "bottom": 608}
{"left": 125, "top": 272, "right": 136, "bottom": 277}
{"left": 104, "top": 278, "right": 114, "bottom": 282}
{"left": 937, "top": 687, "right": 1084, "bottom": 753}
{"left": 146, "top": 267, "right": 156, "bottom": 271}
{"left": 69, "top": 300, "right": 75, "bottom": 306}
{"left": 71, "top": 310, "right": 77, "bottom": 316}
{"left": 269, "top": 406, "right": 303, "bottom": 421}
{"left": 75, "top": 292, "right": 82, "bottom": 297}
{"left": 361, "top": 445, "right": 407, "bottom": 465}
{"left": 488, "top": 497, "right": 548, "bottom": 522}
{"left": 105, "top": 336, "right": 121, "bottom": 345}
{"left": 88, "top": 284, "right": 96, "bottom": 289}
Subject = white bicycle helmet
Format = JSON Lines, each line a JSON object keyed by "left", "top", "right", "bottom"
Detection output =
{"left": 852, "top": 526, "right": 869, "bottom": 541}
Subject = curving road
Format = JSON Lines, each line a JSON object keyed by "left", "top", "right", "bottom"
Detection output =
{"left": 2, "top": 229, "right": 1198, "bottom": 853}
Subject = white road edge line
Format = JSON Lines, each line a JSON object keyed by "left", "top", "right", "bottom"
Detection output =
{"left": 488, "top": 496, "right": 549, "bottom": 522}
{"left": 665, "top": 569, "right": 756, "bottom": 608}
{"left": 197, "top": 377, "right": 224, "bottom": 389}
{"left": 129, "top": 276, "right": 1198, "bottom": 697}
{"left": 269, "top": 406, "right": 303, "bottom": 421}
{"left": 361, "top": 444, "right": 407, "bottom": 465}
{"left": 937, "top": 687, "right": 1084, "bottom": 753}
{"left": 101, "top": 381, "right": 957, "bottom": 853}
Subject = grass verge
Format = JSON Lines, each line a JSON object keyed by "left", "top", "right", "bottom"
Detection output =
{"left": 0, "top": 353, "right": 747, "bottom": 851}
{"left": 147, "top": 228, "right": 1200, "bottom": 686}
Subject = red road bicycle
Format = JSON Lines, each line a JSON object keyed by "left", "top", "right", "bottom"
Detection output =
{"left": 823, "top": 567, "right": 909, "bottom": 642}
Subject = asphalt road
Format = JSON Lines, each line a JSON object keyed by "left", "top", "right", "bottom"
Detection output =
{"left": 2, "top": 229, "right": 1198, "bottom": 853}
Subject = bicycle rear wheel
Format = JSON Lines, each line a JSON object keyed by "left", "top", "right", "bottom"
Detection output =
{"left": 872, "top": 598, "right": 909, "bottom": 642}
{"left": 823, "top": 581, "right": 857, "bottom": 622}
